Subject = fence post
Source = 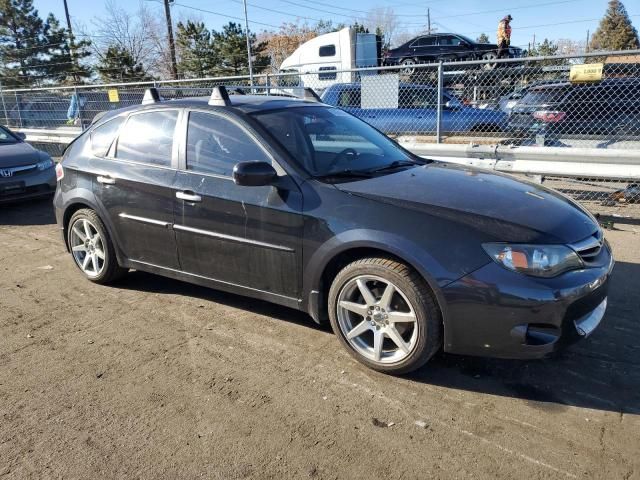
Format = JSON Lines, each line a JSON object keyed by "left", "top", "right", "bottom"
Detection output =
{"left": 0, "top": 80, "right": 8, "bottom": 127}
{"left": 265, "top": 74, "right": 271, "bottom": 95}
{"left": 436, "top": 61, "right": 443, "bottom": 144}
{"left": 14, "top": 92, "right": 23, "bottom": 128}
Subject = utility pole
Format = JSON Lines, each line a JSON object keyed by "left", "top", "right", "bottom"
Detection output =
{"left": 163, "top": 0, "right": 178, "bottom": 80}
{"left": 427, "top": 9, "right": 431, "bottom": 34}
{"left": 242, "top": 0, "right": 254, "bottom": 88}
{"left": 62, "top": 0, "right": 78, "bottom": 80}
{"left": 585, "top": 29, "right": 590, "bottom": 53}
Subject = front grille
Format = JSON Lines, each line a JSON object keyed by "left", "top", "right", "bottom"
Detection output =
{"left": 0, "top": 164, "right": 37, "bottom": 178}
{"left": 570, "top": 230, "right": 604, "bottom": 261}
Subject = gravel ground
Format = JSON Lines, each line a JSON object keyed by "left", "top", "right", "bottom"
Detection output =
{"left": 1, "top": 199, "right": 639, "bottom": 480}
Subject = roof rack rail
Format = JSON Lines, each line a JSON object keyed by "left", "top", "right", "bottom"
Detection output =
{"left": 142, "top": 87, "right": 161, "bottom": 105}
{"left": 209, "top": 86, "right": 232, "bottom": 106}
{"left": 231, "top": 87, "right": 246, "bottom": 95}
{"left": 302, "top": 87, "right": 322, "bottom": 103}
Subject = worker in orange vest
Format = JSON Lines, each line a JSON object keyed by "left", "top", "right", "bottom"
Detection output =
{"left": 497, "top": 15, "right": 513, "bottom": 58}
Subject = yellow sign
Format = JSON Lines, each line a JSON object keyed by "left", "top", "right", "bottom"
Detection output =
{"left": 569, "top": 63, "right": 604, "bottom": 83}
{"left": 107, "top": 89, "right": 120, "bottom": 102}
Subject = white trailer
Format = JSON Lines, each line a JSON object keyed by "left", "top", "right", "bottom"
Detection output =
{"left": 278, "top": 28, "right": 378, "bottom": 92}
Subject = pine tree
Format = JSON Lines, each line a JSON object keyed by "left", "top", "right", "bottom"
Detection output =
{"left": 176, "top": 21, "right": 219, "bottom": 78}
{"left": 0, "top": 0, "right": 48, "bottom": 87}
{"left": 590, "top": 0, "right": 639, "bottom": 51}
{"left": 97, "top": 45, "right": 151, "bottom": 82}
{"left": 42, "top": 14, "right": 92, "bottom": 85}
{"left": 212, "top": 22, "right": 269, "bottom": 76}
{"left": 476, "top": 33, "right": 490, "bottom": 44}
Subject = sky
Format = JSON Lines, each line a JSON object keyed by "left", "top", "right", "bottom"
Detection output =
{"left": 33, "top": 0, "right": 639, "bottom": 51}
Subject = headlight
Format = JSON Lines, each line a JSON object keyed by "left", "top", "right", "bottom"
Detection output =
{"left": 36, "top": 158, "right": 54, "bottom": 171}
{"left": 482, "top": 243, "right": 583, "bottom": 278}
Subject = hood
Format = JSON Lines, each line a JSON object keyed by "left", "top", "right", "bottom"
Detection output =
{"left": 0, "top": 142, "right": 41, "bottom": 168}
{"left": 335, "top": 163, "right": 598, "bottom": 244}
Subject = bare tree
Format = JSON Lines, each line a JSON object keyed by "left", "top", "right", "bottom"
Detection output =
{"left": 360, "top": 7, "right": 400, "bottom": 47}
{"left": 258, "top": 21, "right": 317, "bottom": 71}
{"left": 88, "top": 0, "right": 168, "bottom": 79}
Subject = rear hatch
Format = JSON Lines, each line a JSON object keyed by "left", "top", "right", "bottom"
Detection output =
{"left": 508, "top": 84, "right": 570, "bottom": 131}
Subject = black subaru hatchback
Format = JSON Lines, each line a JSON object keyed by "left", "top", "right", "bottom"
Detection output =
{"left": 54, "top": 87, "right": 613, "bottom": 374}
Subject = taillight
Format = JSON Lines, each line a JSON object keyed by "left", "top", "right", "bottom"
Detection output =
{"left": 533, "top": 110, "right": 566, "bottom": 123}
{"left": 55, "top": 163, "right": 64, "bottom": 181}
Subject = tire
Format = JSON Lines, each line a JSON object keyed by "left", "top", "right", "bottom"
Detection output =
{"left": 481, "top": 52, "right": 498, "bottom": 70}
{"left": 328, "top": 257, "right": 442, "bottom": 374}
{"left": 400, "top": 58, "right": 417, "bottom": 76}
{"left": 67, "top": 208, "right": 127, "bottom": 284}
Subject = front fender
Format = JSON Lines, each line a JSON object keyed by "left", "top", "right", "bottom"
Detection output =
{"left": 303, "top": 228, "right": 455, "bottom": 331}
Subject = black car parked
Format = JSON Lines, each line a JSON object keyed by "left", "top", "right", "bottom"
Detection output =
{"left": 384, "top": 33, "right": 524, "bottom": 73}
{"left": 508, "top": 77, "right": 640, "bottom": 140}
{"left": 54, "top": 87, "right": 613, "bottom": 374}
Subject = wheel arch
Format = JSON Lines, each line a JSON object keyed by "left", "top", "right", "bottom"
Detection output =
{"left": 304, "top": 234, "right": 450, "bottom": 338}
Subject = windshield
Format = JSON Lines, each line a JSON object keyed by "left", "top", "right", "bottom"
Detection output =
{"left": 0, "top": 126, "right": 19, "bottom": 144}
{"left": 251, "top": 106, "right": 417, "bottom": 178}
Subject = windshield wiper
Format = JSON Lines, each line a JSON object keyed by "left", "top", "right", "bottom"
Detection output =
{"left": 365, "top": 160, "right": 421, "bottom": 174}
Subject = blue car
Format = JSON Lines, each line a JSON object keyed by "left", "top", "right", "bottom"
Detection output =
{"left": 321, "top": 82, "right": 507, "bottom": 135}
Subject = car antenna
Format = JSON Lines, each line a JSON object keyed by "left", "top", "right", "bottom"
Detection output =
{"left": 302, "top": 87, "right": 321, "bottom": 103}
{"left": 209, "top": 86, "right": 232, "bottom": 106}
{"left": 142, "top": 87, "right": 161, "bottom": 105}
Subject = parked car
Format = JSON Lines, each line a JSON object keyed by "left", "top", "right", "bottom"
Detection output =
{"left": 0, "top": 125, "right": 56, "bottom": 202}
{"left": 384, "top": 33, "right": 524, "bottom": 73}
{"left": 321, "top": 83, "right": 507, "bottom": 135}
{"left": 508, "top": 77, "right": 640, "bottom": 139}
{"left": 54, "top": 86, "right": 613, "bottom": 374}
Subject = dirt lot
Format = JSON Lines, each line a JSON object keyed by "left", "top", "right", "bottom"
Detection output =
{"left": 1, "top": 199, "right": 639, "bottom": 480}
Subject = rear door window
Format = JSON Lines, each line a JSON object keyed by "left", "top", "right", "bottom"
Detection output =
{"left": 115, "top": 110, "right": 178, "bottom": 167}
{"left": 186, "top": 111, "right": 271, "bottom": 177}
{"left": 411, "top": 36, "right": 436, "bottom": 47}
{"left": 90, "top": 116, "right": 125, "bottom": 157}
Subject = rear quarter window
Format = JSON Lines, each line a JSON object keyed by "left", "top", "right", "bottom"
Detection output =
{"left": 90, "top": 116, "right": 125, "bottom": 157}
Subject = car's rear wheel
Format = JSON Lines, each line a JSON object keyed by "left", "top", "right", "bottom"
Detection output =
{"left": 328, "top": 257, "right": 442, "bottom": 374}
{"left": 400, "top": 58, "right": 417, "bottom": 76}
{"left": 67, "top": 208, "right": 127, "bottom": 283}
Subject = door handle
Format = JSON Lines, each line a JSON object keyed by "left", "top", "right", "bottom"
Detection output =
{"left": 176, "top": 191, "right": 202, "bottom": 203}
{"left": 96, "top": 175, "right": 115, "bottom": 185}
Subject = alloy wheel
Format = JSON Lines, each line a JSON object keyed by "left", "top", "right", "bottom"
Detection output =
{"left": 69, "top": 218, "right": 106, "bottom": 278}
{"left": 400, "top": 59, "right": 416, "bottom": 76}
{"left": 336, "top": 275, "right": 419, "bottom": 364}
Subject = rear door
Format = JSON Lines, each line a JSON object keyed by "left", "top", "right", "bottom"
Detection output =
{"left": 409, "top": 36, "right": 437, "bottom": 62}
{"left": 92, "top": 109, "right": 181, "bottom": 269}
{"left": 173, "top": 110, "right": 303, "bottom": 299}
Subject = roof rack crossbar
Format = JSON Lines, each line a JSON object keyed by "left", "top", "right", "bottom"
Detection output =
{"left": 209, "top": 86, "right": 232, "bottom": 106}
{"left": 142, "top": 87, "right": 161, "bottom": 105}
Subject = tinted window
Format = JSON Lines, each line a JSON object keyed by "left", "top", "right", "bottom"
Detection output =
{"left": 412, "top": 36, "right": 436, "bottom": 47}
{"left": 400, "top": 87, "right": 438, "bottom": 108}
{"left": 116, "top": 110, "right": 178, "bottom": 166}
{"left": 439, "top": 36, "right": 465, "bottom": 46}
{"left": 319, "top": 45, "right": 336, "bottom": 57}
{"left": 186, "top": 112, "right": 270, "bottom": 177}
{"left": 520, "top": 87, "right": 570, "bottom": 106}
{"left": 90, "top": 117, "right": 125, "bottom": 157}
{"left": 318, "top": 66, "right": 337, "bottom": 80}
{"left": 337, "top": 89, "right": 361, "bottom": 107}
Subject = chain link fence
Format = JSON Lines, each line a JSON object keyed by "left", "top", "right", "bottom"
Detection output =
{"left": 1, "top": 50, "right": 639, "bottom": 219}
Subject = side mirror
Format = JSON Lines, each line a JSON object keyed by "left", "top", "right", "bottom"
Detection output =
{"left": 15, "top": 131, "right": 26, "bottom": 140}
{"left": 233, "top": 161, "right": 277, "bottom": 187}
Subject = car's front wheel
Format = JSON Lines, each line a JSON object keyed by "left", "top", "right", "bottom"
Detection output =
{"left": 328, "top": 257, "right": 442, "bottom": 374}
{"left": 67, "top": 208, "right": 127, "bottom": 283}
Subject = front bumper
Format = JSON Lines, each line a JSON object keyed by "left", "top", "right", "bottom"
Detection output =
{"left": 442, "top": 243, "right": 614, "bottom": 359}
{"left": 0, "top": 166, "right": 56, "bottom": 203}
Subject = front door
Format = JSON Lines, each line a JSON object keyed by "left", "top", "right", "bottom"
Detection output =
{"left": 173, "top": 110, "right": 303, "bottom": 299}
{"left": 93, "top": 109, "right": 181, "bottom": 270}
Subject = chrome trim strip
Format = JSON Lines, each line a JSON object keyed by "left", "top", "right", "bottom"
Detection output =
{"left": 2, "top": 164, "right": 37, "bottom": 174}
{"left": 118, "top": 213, "right": 170, "bottom": 227}
{"left": 574, "top": 297, "right": 607, "bottom": 337}
{"left": 173, "top": 224, "right": 294, "bottom": 252}
{"left": 129, "top": 259, "right": 298, "bottom": 302}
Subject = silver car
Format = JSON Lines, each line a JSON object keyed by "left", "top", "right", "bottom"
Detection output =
{"left": 0, "top": 125, "right": 56, "bottom": 203}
